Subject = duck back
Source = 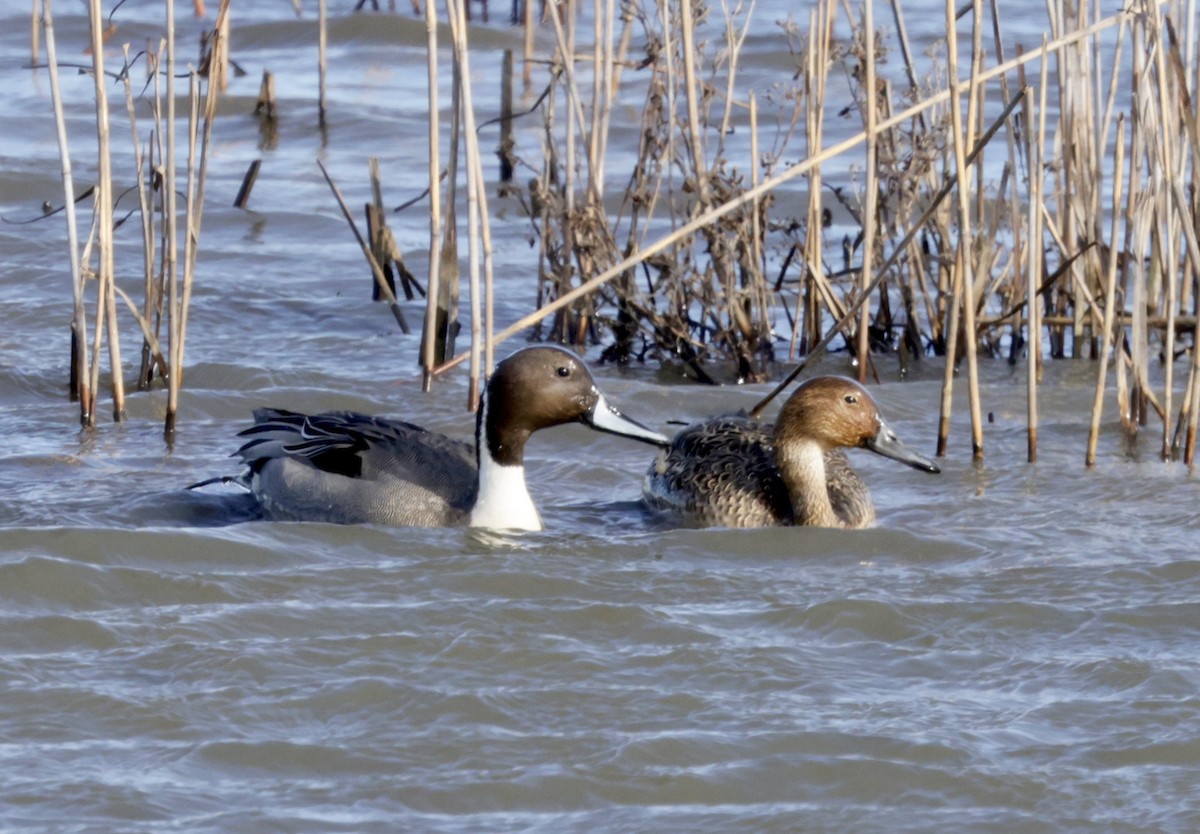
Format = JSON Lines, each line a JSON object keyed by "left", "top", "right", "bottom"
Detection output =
{"left": 642, "top": 413, "right": 874, "bottom": 528}
{"left": 239, "top": 409, "right": 478, "bottom": 526}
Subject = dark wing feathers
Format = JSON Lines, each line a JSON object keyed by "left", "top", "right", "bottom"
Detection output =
{"left": 235, "top": 409, "right": 472, "bottom": 484}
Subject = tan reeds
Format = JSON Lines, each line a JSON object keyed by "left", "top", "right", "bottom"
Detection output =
{"left": 40, "top": 0, "right": 90, "bottom": 424}
{"left": 36, "top": 0, "right": 1200, "bottom": 472}
{"left": 420, "top": 0, "right": 444, "bottom": 389}
{"left": 1025, "top": 40, "right": 1050, "bottom": 463}
{"left": 1087, "top": 116, "right": 1127, "bottom": 466}
{"left": 937, "top": 0, "right": 984, "bottom": 460}
{"left": 86, "top": 0, "right": 125, "bottom": 424}
{"left": 856, "top": 0, "right": 877, "bottom": 383}
{"left": 318, "top": 0, "right": 328, "bottom": 128}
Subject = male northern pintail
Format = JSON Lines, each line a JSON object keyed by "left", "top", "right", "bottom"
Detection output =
{"left": 642, "top": 375, "right": 940, "bottom": 528}
{"left": 224, "top": 346, "right": 668, "bottom": 530}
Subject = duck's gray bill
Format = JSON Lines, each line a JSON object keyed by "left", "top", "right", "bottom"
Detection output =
{"left": 866, "top": 418, "right": 941, "bottom": 473}
{"left": 585, "top": 392, "right": 670, "bottom": 447}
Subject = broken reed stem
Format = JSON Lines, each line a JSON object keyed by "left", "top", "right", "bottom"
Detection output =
{"left": 315, "top": 158, "right": 410, "bottom": 332}
{"left": 30, "top": 0, "right": 40, "bottom": 69}
{"left": 87, "top": 0, "right": 125, "bottom": 424}
{"left": 1086, "top": 115, "right": 1126, "bottom": 467}
{"left": 318, "top": 0, "right": 328, "bottom": 128}
{"left": 421, "top": 0, "right": 443, "bottom": 389}
{"left": 40, "top": 0, "right": 91, "bottom": 423}
{"left": 522, "top": 0, "right": 534, "bottom": 87}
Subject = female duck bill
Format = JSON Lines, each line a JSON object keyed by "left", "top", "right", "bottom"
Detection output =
{"left": 864, "top": 416, "right": 940, "bottom": 473}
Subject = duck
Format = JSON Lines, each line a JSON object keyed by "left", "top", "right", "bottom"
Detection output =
{"left": 222, "top": 346, "right": 668, "bottom": 530}
{"left": 642, "top": 375, "right": 939, "bottom": 528}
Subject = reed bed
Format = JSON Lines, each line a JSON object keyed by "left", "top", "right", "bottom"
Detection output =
{"left": 27, "top": 0, "right": 1200, "bottom": 466}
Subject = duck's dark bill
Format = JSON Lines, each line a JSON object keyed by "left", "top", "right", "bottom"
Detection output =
{"left": 584, "top": 393, "right": 670, "bottom": 447}
{"left": 866, "top": 419, "right": 941, "bottom": 473}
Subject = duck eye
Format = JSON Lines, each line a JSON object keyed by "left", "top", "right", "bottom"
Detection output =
{"left": 556, "top": 366, "right": 571, "bottom": 378}
{"left": 844, "top": 394, "right": 858, "bottom": 404}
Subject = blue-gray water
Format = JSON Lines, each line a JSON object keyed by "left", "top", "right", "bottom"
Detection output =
{"left": 2, "top": 2, "right": 1198, "bottom": 831}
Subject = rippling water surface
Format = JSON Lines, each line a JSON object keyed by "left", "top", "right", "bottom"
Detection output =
{"left": 2, "top": 1, "right": 1199, "bottom": 831}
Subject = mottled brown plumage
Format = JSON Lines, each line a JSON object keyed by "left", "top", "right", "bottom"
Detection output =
{"left": 643, "top": 376, "right": 939, "bottom": 528}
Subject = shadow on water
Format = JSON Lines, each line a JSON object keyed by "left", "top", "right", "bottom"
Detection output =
{"left": 118, "top": 487, "right": 264, "bottom": 528}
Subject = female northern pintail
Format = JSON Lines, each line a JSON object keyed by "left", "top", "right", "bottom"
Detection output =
{"left": 226, "top": 346, "right": 668, "bottom": 530}
{"left": 642, "top": 375, "right": 939, "bottom": 528}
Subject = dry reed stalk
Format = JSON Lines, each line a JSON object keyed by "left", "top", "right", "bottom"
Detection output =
{"left": 30, "top": 0, "right": 40, "bottom": 68}
{"left": 1086, "top": 115, "right": 1126, "bottom": 466}
{"left": 164, "top": 0, "right": 180, "bottom": 431}
{"left": 40, "top": 0, "right": 91, "bottom": 422}
{"left": 1024, "top": 41, "right": 1050, "bottom": 462}
{"left": 713, "top": 0, "right": 754, "bottom": 150}
{"left": 936, "top": 0, "right": 982, "bottom": 459}
{"left": 590, "top": 0, "right": 603, "bottom": 192}
{"left": 443, "top": 0, "right": 496, "bottom": 397}
{"left": 856, "top": 0, "right": 877, "bottom": 382}
{"left": 1123, "top": 17, "right": 1152, "bottom": 434}
{"left": 748, "top": 92, "right": 763, "bottom": 312}
{"left": 792, "top": 2, "right": 829, "bottom": 360}
{"left": 167, "top": 0, "right": 228, "bottom": 437}
{"left": 1147, "top": 3, "right": 1180, "bottom": 458}
{"left": 318, "top": 0, "right": 328, "bottom": 128}
{"left": 441, "top": 59, "right": 463, "bottom": 358}
{"left": 563, "top": 0, "right": 578, "bottom": 217}
{"left": 120, "top": 44, "right": 158, "bottom": 391}
{"left": 522, "top": 0, "right": 534, "bottom": 87}
{"left": 499, "top": 51, "right": 515, "bottom": 182}
{"left": 148, "top": 41, "right": 171, "bottom": 389}
{"left": 421, "top": 0, "right": 444, "bottom": 388}
{"left": 594, "top": 0, "right": 618, "bottom": 186}
{"left": 677, "top": 0, "right": 707, "bottom": 205}
{"left": 167, "top": 74, "right": 201, "bottom": 439}
{"left": 1167, "top": 177, "right": 1200, "bottom": 458}
{"left": 207, "top": 4, "right": 231, "bottom": 92}
{"left": 86, "top": 0, "right": 124, "bottom": 424}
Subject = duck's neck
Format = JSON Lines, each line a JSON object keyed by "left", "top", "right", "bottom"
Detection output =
{"left": 775, "top": 438, "right": 842, "bottom": 528}
{"left": 468, "top": 390, "right": 543, "bottom": 531}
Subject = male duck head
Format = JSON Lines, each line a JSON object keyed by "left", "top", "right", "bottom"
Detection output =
{"left": 469, "top": 345, "right": 668, "bottom": 530}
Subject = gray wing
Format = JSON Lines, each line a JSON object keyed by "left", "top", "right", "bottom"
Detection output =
{"left": 236, "top": 409, "right": 478, "bottom": 526}
{"left": 643, "top": 414, "right": 793, "bottom": 528}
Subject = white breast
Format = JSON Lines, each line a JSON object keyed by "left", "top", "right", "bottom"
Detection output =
{"left": 468, "top": 452, "right": 542, "bottom": 531}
